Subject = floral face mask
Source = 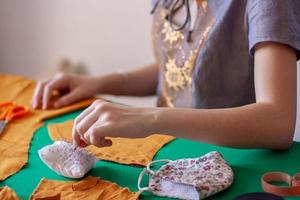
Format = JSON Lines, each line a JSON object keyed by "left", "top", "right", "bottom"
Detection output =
{"left": 138, "top": 151, "right": 234, "bottom": 200}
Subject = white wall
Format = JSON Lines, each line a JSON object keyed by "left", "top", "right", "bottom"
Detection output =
{"left": 0, "top": 0, "right": 154, "bottom": 77}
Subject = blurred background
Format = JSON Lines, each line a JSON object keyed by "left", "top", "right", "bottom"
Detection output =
{"left": 0, "top": 0, "right": 299, "bottom": 141}
{"left": 0, "top": 0, "right": 156, "bottom": 106}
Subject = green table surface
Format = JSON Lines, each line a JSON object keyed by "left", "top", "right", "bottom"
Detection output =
{"left": 1, "top": 109, "right": 299, "bottom": 200}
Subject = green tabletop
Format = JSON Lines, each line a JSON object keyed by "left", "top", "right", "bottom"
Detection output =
{"left": 1, "top": 109, "right": 299, "bottom": 200}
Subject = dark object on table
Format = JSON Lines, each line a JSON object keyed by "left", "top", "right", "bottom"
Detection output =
{"left": 234, "top": 192, "right": 284, "bottom": 200}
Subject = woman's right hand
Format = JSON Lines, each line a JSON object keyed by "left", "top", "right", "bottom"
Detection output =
{"left": 32, "top": 73, "right": 102, "bottom": 109}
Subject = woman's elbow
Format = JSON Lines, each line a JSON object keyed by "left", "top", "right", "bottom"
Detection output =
{"left": 272, "top": 115, "right": 296, "bottom": 150}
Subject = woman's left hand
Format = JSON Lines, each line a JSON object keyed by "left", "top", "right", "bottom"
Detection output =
{"left": 72, "top": 100, "right": 156, "bottom": 147}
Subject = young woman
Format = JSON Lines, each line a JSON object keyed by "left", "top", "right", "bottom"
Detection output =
{"left": 32, "top": 0, "right": 300, "bottom": 150}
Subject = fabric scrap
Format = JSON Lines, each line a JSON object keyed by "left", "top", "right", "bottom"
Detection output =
{"left": 30, "top": 176, "right": 140, "bottom": 200}
{"left": 0, "top": 186, "right": 20, "bottom": 200}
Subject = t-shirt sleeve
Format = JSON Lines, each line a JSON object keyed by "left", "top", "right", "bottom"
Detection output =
{"left": 247, "top": 0, "right": 300, "bottom": 60}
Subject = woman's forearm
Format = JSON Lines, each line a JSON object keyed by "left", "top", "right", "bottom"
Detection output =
{"left": 98, "top": 64, "right": 159, "bottom": 96}
{"left": 149, "top": 102, "right": 296, "bottom": 149}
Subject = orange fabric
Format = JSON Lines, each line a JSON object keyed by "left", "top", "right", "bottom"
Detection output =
{"left": 0, "top": 186, "right": 20, "bottom": 200}
{"left": 48, "top": 120, "right": 175, "bottom": 166}
{"left": 0, "top": 74, "right": 94, "bottom": 180}
{"left": 30, "top": 176, "right": 140, "bottom": 200}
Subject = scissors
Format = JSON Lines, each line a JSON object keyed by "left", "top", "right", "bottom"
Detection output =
{"left": 0, "top": 102, "right": 30, "bottom": 135}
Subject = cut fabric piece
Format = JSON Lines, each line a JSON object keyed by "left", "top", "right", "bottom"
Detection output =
{"left": 0, "top": 74, "right": 94, "bottom": 180}
{"left": 48, "top": 120, "right": 175, "bottom": 166}
{"left": 0, "top": 186, "right": 20, "bottom": 200}
{"left": 30, "top": 176, "right": 140, "bottom": 200}
{"left": 39, "top": 141, "right": 97, "bottom": 178}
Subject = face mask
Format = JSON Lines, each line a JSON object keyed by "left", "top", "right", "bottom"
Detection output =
{"left": 138, "top": 151, "right": 234, "bottom": 200}
{"left": 38, "top": 141, "right": 97, "bottom": 178}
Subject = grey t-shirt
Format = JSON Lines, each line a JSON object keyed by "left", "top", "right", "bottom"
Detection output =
{"left": 153, "top": 0, "right": 300, "bottom": 109}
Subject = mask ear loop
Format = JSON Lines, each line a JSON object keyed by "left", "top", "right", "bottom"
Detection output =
{"left": 137, "top": 168, "right": 151, "bottom": 191}
{"left": 146, "top": 159, "right": 172, "bottom": 172}
{"left": 137, "top": 159, "right": 172, "bottom": 192}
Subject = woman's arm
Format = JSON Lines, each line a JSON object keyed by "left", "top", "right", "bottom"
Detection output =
{"left": 99, "top": 63, "right": 159, "bottom": 96}
{"left": 151, "top": 42, "right": 297, "bottom": 149}
{"left": 73, "top": 42, "right": 297, "bottom": 150}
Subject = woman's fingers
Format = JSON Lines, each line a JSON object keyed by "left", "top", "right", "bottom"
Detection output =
{"left": 79, "top": 139, "right": 89, "bottom": 148}
{"left": 72, "top": 100, "right": 118, "bottom": 147}
{"left": 76, "top": 109, "right": 100, "bottom": 137}
{"left": 83, "top": 126, "right": 112, "bottom": 147}
{"left": 72, "top": 102, "right": 98, "bottom": 147}
{"left": 42, "top": 78, "right": 65, "bottom": 109}
{"left": 73, "top": 123, "right": 113, "bottom": 148}
{"left": 32, "top": 80, "right": 48, "bottom": 109}
{"left": 32, "top": 73, "right": 72, "bottom": 110}
{"left": 73, "top": 100, "right": 106, "bottom": 127}
{"left": 54, "top": 89, "right": 82, "bottom": 108}
{"left": 72, "top": 124, "right": 82, "bottom": 147}
{"left": 33, "top": 73, "right": 101, "bottom": 110}
{"left": 74, "top": 103, "right": 95, "bottom": 125}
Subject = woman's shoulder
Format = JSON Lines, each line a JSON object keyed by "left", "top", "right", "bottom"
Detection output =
{"left": 246, "top": 0, "right": 300, "bottom": 59}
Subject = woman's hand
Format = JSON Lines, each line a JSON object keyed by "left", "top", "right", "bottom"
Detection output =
{"left": 32, "top": 73, "right": 103, "bottom": 109}
{"left": 72, "top": 100, "right": 156, "bottom": 147}
{"left": 32, "top": 64, "right": 159, "bottom": 110}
